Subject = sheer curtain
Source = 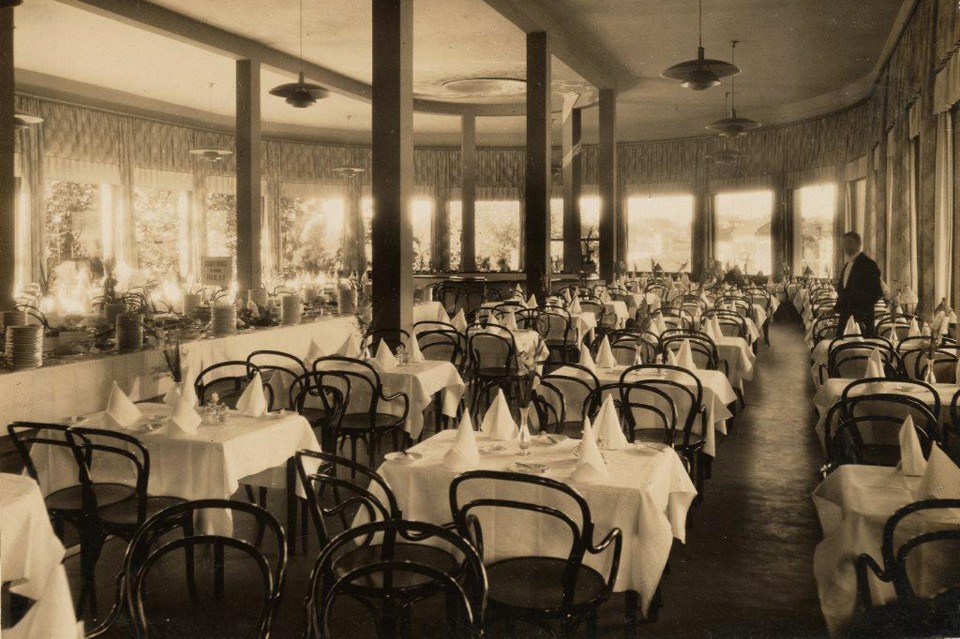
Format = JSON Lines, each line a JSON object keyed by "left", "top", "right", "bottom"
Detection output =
{"left": 934, "top": 111, "right": 954, "bottom": 304}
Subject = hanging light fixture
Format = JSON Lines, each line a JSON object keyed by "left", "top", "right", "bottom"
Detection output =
{"left": 661, "top": 0, "right": 739, "bottom": 90}
{"left": 189, "top": 82, "right": 233, "bottom": 162}
{"left": 706, "top": 41, "right": 761, "bottom": 137}
{"left": 14, "top": 113, "right": 43, "bottom": 132}
{"left": 706, "top": 145, "right": 746, "bottom": 165}
{"left": 269, "top": 0, "right": 329, "bottom": 108}
{"left": 332, "top": 115, "right": 366, "bottom": 178}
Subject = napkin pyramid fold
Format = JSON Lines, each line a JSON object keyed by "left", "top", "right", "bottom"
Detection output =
{"left": 169, "top": 393, "right": 202, "bottom": 435}
{"left": 480, "top": 390, "right": 518, "bottom": 441}
{"left": 596, "top": 336, "right": 617, "bottom": 368}
{"left": 451, "top": 309, "right": 468, "bottom": 332}
{"left": 503, "top": 311, "right": 518, "bottom": 332}
{"left": 569, "top": 298, "right": 582, "bottom": 314}
{"left": 593, "top": 394, "right": 628, "bottom": 450}
{"left": 571, "top": 418, "right": 609, "bottom": 483}
{"left": 677, "top": 340, "right": 697, "bottom": 371}
{"left": 899, "top": 415, "right": 926, "bottom": 477}
{"left": 338, "top": 333, "right": 363, "bottom": 358}
{"left": 578, "top": 346, "right": 597, "bottom": 373}
{"left": 407, "top": 335, "right": 425, "bottom": 363}
{"left": 373, "top": 340, "right": 399, "bottom": 371}
{"left": 443, "top": 412, "right": 480, "bottom": 470}
{"left": 526, "top": 294, "right": 538, "bottom": 309}
{"left": 305, "top": 338, "right": 326, "bottom": 366}
{"left": 843, "top": 316, "right": 861, "bottom": 337}
{"left": 908, "top": 318, "right": 921, "bottom": 337}
{"left": 162, "top": 383, "right": 182, "bottom": 407}
{"left": 104, "top": 382, "right": 142, "bottom": 430}
{"left": 865, "top": 349, "right": 884, "bottom": 379}
{"left": 916, "top": 445, "right": 960, "bottom": 498}
{"left": 180, "top": 368, "right": 199, "bottom": 409}
{"left": 235, "top": 372, "right": 268, "bottom": 417}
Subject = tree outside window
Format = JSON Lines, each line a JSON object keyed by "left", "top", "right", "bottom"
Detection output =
{"left": 134, "top": 187, "right": 182, "bottom": 276}
{"left": 795, "top": 183, "right": 836, "bottom": 278}
{"left": 44, "top": 180, "right": 102, "bottom": 274}
{"left": 205, "top": 193, "right": 237, "bottom": 258}
{"left": 475, "top": 201, "right": 520, "bottom": 272}
{"left": 280, "top": 197, "right": 344, "bottom": 275}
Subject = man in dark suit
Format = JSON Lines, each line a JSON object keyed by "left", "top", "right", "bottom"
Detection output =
{"left": 835, "top": 232, "right": 884, "bottom": 337}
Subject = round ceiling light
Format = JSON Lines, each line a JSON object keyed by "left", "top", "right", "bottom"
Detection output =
{"left": 14, "top": 113, "right": 43, "bottom": 131}
{"left": 440, "top": 77, "right": 527, "bottom": 98}
{"left": 189, "top": 149, "right": 233, "bottom": 163}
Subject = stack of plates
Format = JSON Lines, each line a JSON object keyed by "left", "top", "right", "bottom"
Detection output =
{"left": 183, "top": 294, "right": 201, "bottom": 318}
{"left": 115, "top": 313, "right": 143, "bottom": 352}
{"left": 338, "top": 288, "right": 358, "bottom": 315}
{"left": 281, "top": 294, "right": 302, "bottom": 325}
{"left": 6, "top": 325, "right": 42, "bottom": 369}
{"left": 1, "top": 310, "right": 28, "bottom": 361}
{"left": 212, "top": 305, "right": 237, "bottom": 336}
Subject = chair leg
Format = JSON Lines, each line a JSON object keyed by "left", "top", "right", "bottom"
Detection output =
{"left": 183, "top": 515, "right": 199, "bottom": 603}
{"left": 244, "top": 484, "right": 256, "bottom": 503}
{"left": 586, "top": 610, "right": 598, "bottom": 639}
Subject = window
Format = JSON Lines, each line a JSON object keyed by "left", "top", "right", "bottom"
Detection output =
{"left": 795, "top": 183, "right": 836, "bottom": 278}
{"left": 714, "top": 189, "right": 773, "bottom": 274}
{"left": 475, "top": 200, "right": 521, "bottom": 272}
{"left": 449, "top": 201, "right": 462, "bottom": 271}
{"left": 361, "top": 197, "right": 434, "bottom": 271}
{"left": 280, "top": 196, "right": 344, "bottom": 274}
{"left": 133, "top": 187, "right": 186, "bottom": 276}
{"left": 626, "top": 193, "right": 694, "bottom": 272}
{"left": 44, "top": 180, "right": 105, "bottom": 274}
{"left": 547, "top": 196, "right": 601, "bottom": 272}
{"left": 205, "top": 193, "right": 236, "bottom": 258}
{"left": 550, "top": 198, "right": 563, "bottom": 272}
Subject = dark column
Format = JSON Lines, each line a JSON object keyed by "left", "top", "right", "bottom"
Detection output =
{"left": 524, "top": 32, "right": 551, "bottom": 298}
{"left": 562, "top": 108, "right": 582, "bottom": 273}
{"left": 236, "top": 59, "right": 262, "bottom": 295}
{"left": 598, "top": 88, "right": 617, "bottom": 282}
{"left": 460, "top": 114, "right": 476, "bottom": 272}
{"left": 371, "top": 0, "right": 414, "bottom": 331}
{"left": 0, "top": 7, "right": 15, "bottom": 310}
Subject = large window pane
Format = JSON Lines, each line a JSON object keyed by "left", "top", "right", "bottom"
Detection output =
{"left": 280, "top": 197, "right": 344, "bottom": 274}
{"left": 626, "top": 194, "right": 694, "bottom": 271}
{"left": 715, "top": 190, "right": 773, "bottom": 274}
{"left": 550, "top": 197, "right": 563, "bottom": 272}
{"left": 580, "top": 196, "right": 600, "bottom": 261}
{"left": 134, "top": 187, "right": 185, "bottom": 276}
{"left": 795, "top": 183, "right": 836, "bottom": 278}
{"left": 44, "top": 180, "right": 103, "bottom": 273}
{"left": 449, "top": 201, "right": 462, "bottom": 271}
{"left": 476, "top": 200, "right": 520, "bottom": 272}
{"left": 205, "top": 193, "right": 236, "bottom": 258}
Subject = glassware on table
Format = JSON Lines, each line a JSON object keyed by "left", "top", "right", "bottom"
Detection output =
{"left": 518, "top": 403, "right": 533, "bottom": 457}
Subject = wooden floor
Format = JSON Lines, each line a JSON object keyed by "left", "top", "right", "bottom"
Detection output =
{"left": 68, "top": 313, "right": 830, "bottom": 638}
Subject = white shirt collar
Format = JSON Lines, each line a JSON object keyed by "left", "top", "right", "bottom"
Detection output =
{"left": 844, "top": 251, "right": 862, "bottom": 264}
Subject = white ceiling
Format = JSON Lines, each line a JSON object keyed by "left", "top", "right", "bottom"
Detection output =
{"left": 13, "top": 0, "right": 908, "bottom": 145}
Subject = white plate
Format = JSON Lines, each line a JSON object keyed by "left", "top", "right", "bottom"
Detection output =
{"left": 514, "top": 461, "right": 549, "bottom": 474}
{"left": 480, "top": 444, "right": 508, "bottom": 454}
{"left": 532, "top": 433, "right": 568, "bottom": 446}
{"left": 127, "top": 419, "right": 167, "bottom": 434}
{"left": 385, "top": 451, "right": 422, "bottom": 463}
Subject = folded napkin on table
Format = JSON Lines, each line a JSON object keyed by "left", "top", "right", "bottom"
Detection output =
{"left": 593, "top": 394, "right": 628, "bottom": 450}
{"left": 526, "top": 294, "right": 538, "bottom": 309}
{"left": 480, "top": 390, "right": 518, "bottom": 441}
{"left": 451, "top": 309, "right": 468, "bottom": 332}
{"left": 569, "top": 298, "right": 582, "bottom": 314}
{"left": 486, "top": 313, "right": 500, "bottom": 328}
{"left": 596, "top": 336, "right": 617, "bottom": 368}
{"left": 407, "top": 335, "right": 425, "bottom": 363}
{"left": 865, "top": 350, "right": 884, "bottom": 379}
{"left": 703, "top": 320, "right": 717, "bottom": 341}
{"left": 899, "top": 415, "right": 927, "bottom": 477}
{"left": 373, "top": 340, "right": 399, "bottom": 371}
{"left": 246, "top": 299, "right": 258, "bottom": 312}
{"left": 648, "top": 319, "right": 662, "bottom": 338}
{"left": 667, "top": 350, "right": 679, "bottom": 366}
{"left": 162, "top": 383, "right": 181, "bottom": 407}
{"left": 104, "top": 382, "right": 142, "bottom": 430}
{"left": 712, "top": 316, "right": 724, "bottom": 340}
{"left": 677, "top": 340, "right": 697, "bottom": 371}
{"left": 916, "top": 445, "right": 960, "bottom": 498}
{"left": 563, "top": 289, "right": 572, "bottom": 303}
{"left": 168, "top": 392, "right": 202, "bottom": 435}
{"left": 656, "top": 314, "right": 668, "bottom": 335}
{"left": 843, "top": 316, "right": 861, "bottom": 337}
{"left": 578, "top": 346, "right": 597, "bottom": 373}
{"left": 337, "top": 333, "right": 363, "bottom": 358}
{"left": 571, "top": 418, "right": 609, "bottom": 483}
{"left": 908, "top": 318, "right": 921, "bottom": 337}
{"left": 305, "top": 337, "right": 326, "bottom": 366}
{"left": 443, "top": 412, "right": 480, "bottom": 471}
{"left": 503, "top": 311, "right": 518, "bottom": 332}
{"left": 235, "top": 372, "right": 268, "bottom": 417}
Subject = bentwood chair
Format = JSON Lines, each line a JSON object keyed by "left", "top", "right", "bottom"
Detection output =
{"left": 826, "top": 341, "right": 900, "bottom": 380}
{"left": 851, "top": 498, "right": 960, "bottom": 638}
{"left": 532, "top": 364, "right": 599, "bottom": 435}
{"left": 246, "top": 350, "right": 309, "bottom": 409}
{"left": 121, "top": 500, "right": 286, "bottom": 639}
{"left": 950, "top": 388, "right": 960, "bottom": 449}
{"left": 306, "top": 518, "right": 487, "bottom": 639}
{"left": 363, "top": 328, "right": 411, "bottom": 353}
{"left": 195, "top": 361, "right": 274, "bottom": 410}
{"left": 539, "top": 307, "right": 579, "bottom": 364}
{"left": 467, "top": 329, "right": 528, "bottom": 411}
{"left": 449, "top": 471, "right": 621, "bottom": 638}
{"left": 812, "top": 312, "right": 842, "bottom": 344}
{"left": 312, "top": 356, "right": 410, "bottom": 470}
{"left": 417, "top": 329, "right": 468, "bottom": 374}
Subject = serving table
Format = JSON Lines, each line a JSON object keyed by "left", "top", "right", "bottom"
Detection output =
{"left": 372, "top": 429, "right": 697, "bottom": 615}
{"left": 1, "top": 473, "right": 81, "bottom": 639}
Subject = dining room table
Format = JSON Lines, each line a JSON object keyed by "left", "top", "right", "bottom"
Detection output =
{"left": 1, "top": 473, "right": 82, "bottom": 639}
{"left": 714, "top": 335, "right": 756, "bottom": 390}
{"left": 371, "top": 428, "right": 698, "bottom": 617}
{"left": 28, "top": 403, "right": 321, "bottom": 543}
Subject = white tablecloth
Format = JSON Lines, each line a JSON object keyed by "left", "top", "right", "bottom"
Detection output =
{"left": 30, "top": 404, "right": 320, "bottom": 534}
{"left": 809, "top": 337, "right": 900, "bottom": 387}
{"left": 812, "top": 465, "right": 960, "bottom": 636}
{"left": 1, "top": 474, "right": 80, "bottom": 639}
{"left": 715, "top": 336, "right": 755, "bottom": 389}
{"left": 371, "top": 361, "right": 465, "bottom": 439}
{"left": 374, "top": 429, "right": 697, "bottom": 614}
{"left": 554, "top": 365, "right": 737, "bottom": 457}
{"left": 413, "top": 301, "right": 448, "bottom": 324}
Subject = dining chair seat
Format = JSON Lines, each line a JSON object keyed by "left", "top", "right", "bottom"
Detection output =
{"left": 44, "top": 482, "right": 134, "bottom": 513}
{"left": 96, "top": 495, "right": 187, "bottom": 527}
{"left": 487, "top": 556, "right": 607, "bottom": 613}
{"left": 338, "top": 412, "right": 403, "bottom": 431}
{"left": 333, "top": 542, "right": 460, "bottom": 589}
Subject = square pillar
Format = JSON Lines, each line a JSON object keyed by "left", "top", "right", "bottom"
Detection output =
{"left": 0, "top": 7, "right": 15, "bottom": 309}
{"left": 562, "top": 108, "right": 582, "bottom": 274}
{"left": 235, "top": 59, "right": 262, "bottom": 294}
{"left": 460, "top": 114, "right": 477, "bottom": 272}
{"left": 524, "top": 31, "right": 551, "bottom": 298}
{"left": 598, "top": 88, "right": 617, "bottom": 282}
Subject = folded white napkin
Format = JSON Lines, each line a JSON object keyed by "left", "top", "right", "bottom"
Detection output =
{"left": 486, "top": 313, "right": 500, "bottom": 327}
{"left": 916, "top": 445, "right": 960, "bottom": 498}
{"left": 908, "top": 318, "right": 921, "bottom": 337}
{"left": 563, "top": 288, "right": 573, "bottom": 303}
{"left": 104, "top": 382, "right": 142, "bottom": 430}
{"left": 235, "top": 372, "right": 268, "bottom": 417}
{"left": 373, "top": 340, "right": 399, "bottom": 371}
{"left": 480, "top": 390, "right": 519, "bottom": 441}
{"left": 596, "top": 336, "right": 617, "bottom": 368}
{"left": 677, "top": 340, "right": 697, "bottom": 370}
{"left": 843, "top": 316, "right": 861, "bottom": 337}
{"left": 569, "top": 298, "right": 582, "bottom": 314}
{"left": 443, "top": 412, "right": 480, "bottom": 471}
{"left": 703, "top": 320, "right": 717, "bottom": 341}
{"left": 407, "top": 335, "right": 425, "bottom": 363}
{"left": 712, "top": 316, "right": 724, "bottom": 339}
{"left": 526, "top": 294, "right": 538, "bottom": 309}
{"left": 593, "top": 394, "right": 628, "bottom": 450}
{"left": 865, "top": 350, "right": 884, "bottom": 379}
{"left": 899, "top": 415, "right": 926, "bottom": 477}
{"left": 305, "top": 337, "right": 326, "bottom": 365}
{"left": 579, "top": 346, "right": 597, "bottom": 372}
{"left": 162, "top": 383, "right": 182, "bottom": 407}
{"left": 656, "top": 315, "right": 668, "bottom": 334}
{"left": 572, "top": 418, "right": 609, "bottom": 483}
{"left": 168, "top": 392, "right": 202, "bottom": 435}
{"left": 451, "top": 309, "right": 468, "bottom": 332}
{"left": 667, "top": 350, "right": 679, "bottom": 366}
{"left": 503, "top": 311, "right": 518, "bottom": 332}
{"left": 338, "top": 333, "right": 363, "bottom": 358}
{"left": 648, "top": 319, "right": 662, "bottom": 337}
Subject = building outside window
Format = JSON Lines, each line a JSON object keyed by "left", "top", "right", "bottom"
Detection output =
{"left": 714, "top": 189, "right": 774, "bottom": 274}
{"left": 626, "top": 193, "right": 694, "bottom": 272}
{"left": 795, "top": 183, "right": 836, "bottom": 278}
